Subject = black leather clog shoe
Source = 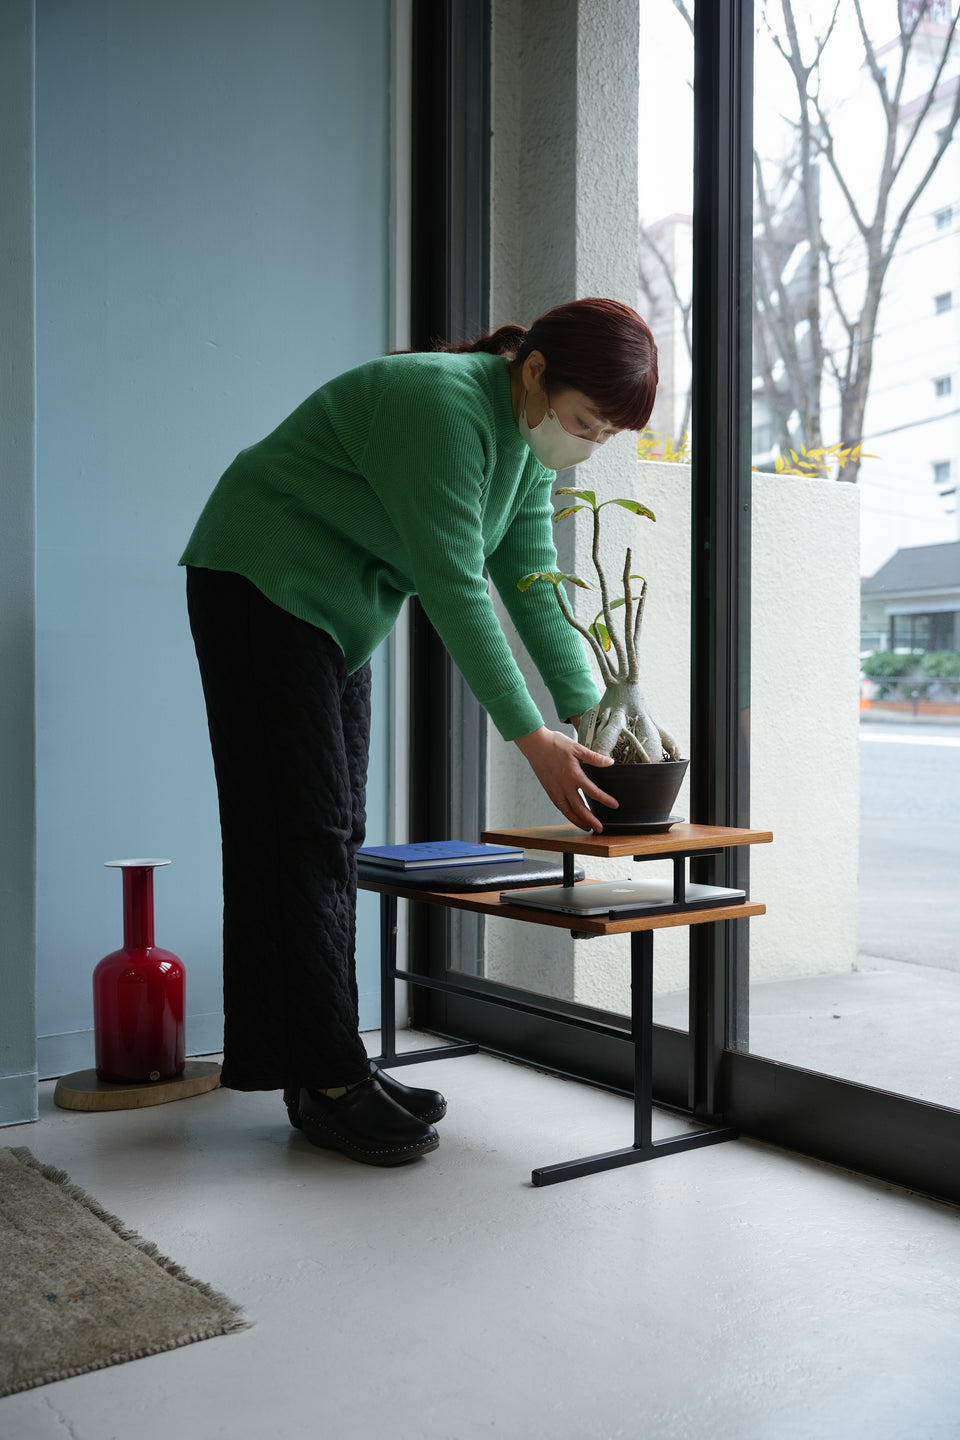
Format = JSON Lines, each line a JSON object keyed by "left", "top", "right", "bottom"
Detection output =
{"left": 294, "top": 1078, "right": 439, "bottom": 1167}
{"left": 284, "top": 1061, "right": 447, "bottom": 1130}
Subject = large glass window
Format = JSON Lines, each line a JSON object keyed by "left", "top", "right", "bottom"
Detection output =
{"left": 410, "top": 0, "right": 960, "bottom": 1205}
{"left": 744, "top": 0, "right": 960, "bottom": 1108}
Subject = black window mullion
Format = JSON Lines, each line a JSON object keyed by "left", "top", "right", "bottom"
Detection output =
{"left": 688, "top": 0, "right": 754, "bottom": 1106}
{"left": 408, "top": 0, "right": 490, "bottom": 1007}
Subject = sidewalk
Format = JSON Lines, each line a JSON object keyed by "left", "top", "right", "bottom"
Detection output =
{"left": 861, "top": 703, "right": 960, "bottom": 726}
{"left": 654, "top": 956, "right": 960, "bottom": 1111}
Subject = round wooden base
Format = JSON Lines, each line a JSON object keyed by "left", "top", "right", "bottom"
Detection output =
{"left": 53, "top": 1060, "right": 221, "bottom": 1112}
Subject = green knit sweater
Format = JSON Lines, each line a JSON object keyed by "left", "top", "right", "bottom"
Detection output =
{"left": 180, "top": 350, "right": 600, "bottom": 739}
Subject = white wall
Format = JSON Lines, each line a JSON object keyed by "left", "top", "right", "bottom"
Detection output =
{"left": 750, "top": 472, "right": 862, "bottom": 986}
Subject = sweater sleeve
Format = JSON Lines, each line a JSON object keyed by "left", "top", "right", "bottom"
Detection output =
{"left": 357, "top": 379, "right": 546, "bottom": 741}
{"left": 485, "top": 471, "right": 602, "bottom": 724}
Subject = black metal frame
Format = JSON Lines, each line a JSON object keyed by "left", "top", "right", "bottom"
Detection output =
{"left": 403, "top": 0, "right": 960, "bottom": 1208}
{"left": 688, "top": 0, "right": 754, "bottom": 1087}
{"left": 408, "top": 0, "right": 490, "bottom": 841}
{"left": 408, "top": 0, "right": 491, "bottom": 997}
{"left": 369, "top": 887, "right": 737, "bottom": 1187}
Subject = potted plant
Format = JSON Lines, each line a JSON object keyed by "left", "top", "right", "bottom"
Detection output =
{"left": 518, "top": 485, "right": 687, "bottom": 832}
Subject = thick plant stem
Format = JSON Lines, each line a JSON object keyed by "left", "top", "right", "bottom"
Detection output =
{"left": 592, "top": 504, "right": 627, "bottom": 678}
{"left": 633, "top": 579, "right": 647, "bottom": 652}
{"left": 522, "top": 488, "right": 677, "bottom": 765}
{"left": 552, "top": 581, "right": 615, "bottom": 687}
{"left": 623, "top": 549, "right": 639, "bottom": 684}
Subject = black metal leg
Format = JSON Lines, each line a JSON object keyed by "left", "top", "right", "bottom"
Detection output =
{"left": 378, "top": 893, "right": 398, "bottom": 1066}
{"left": 368, "top": 891, "right": 479, "bottom": 1071}
{"left": 633, "top": 930, "right": 654, "bottom": 1149}
{"left": 532, "top": 926, "right": 738, "bottom": 1186}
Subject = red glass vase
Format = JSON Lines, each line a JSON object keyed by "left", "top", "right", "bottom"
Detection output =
{"left": 93, "top": 860, "right": 185, "bottom": 1083}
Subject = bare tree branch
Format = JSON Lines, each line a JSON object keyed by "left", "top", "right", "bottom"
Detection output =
{"left": 671, "top": 0, "right": 693, "bottom": 36}
{"left": 638, "top": 221, "right": 693, "bottom": 446}
{"left": 753, "top": 0, "right": 960, "bottom": 483}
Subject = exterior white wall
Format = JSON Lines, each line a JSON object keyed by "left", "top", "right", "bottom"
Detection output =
{"left": 750, "top": 473, "right": 862, "bottom": 985}
{"left": 543, "top": 465, "right": 862, "bottom": 1016}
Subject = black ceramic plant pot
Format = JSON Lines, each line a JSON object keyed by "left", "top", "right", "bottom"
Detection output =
{"left": 580, "top": 758, "right": 689, "bottom": 833}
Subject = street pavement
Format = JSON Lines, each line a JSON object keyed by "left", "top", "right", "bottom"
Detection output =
{"left": 858, "top": 718, "right": 960, "bottom": 971}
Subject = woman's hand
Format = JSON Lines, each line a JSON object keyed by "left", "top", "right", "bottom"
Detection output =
{"left": 514, "top": 726, "right": 618, "bottom": 833}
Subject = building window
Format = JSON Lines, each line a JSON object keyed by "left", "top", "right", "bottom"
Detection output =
{"left": 935, "top": 375, "right": 953, "bottom": 398}
{"left": 936, "top": 206, "right": 954, "bottom": 230}
{"left": 891, "top": 612, "right": 955, "bottom": 652}
{"left": 933, "top": 459, "right": 952, "bottom": 488}
{"left": 935, "top": 291, "right": 953, "bottom": 314}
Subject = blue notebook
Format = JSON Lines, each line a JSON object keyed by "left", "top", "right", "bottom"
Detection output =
{"left": 357, "top": 840, "right": 524, "bottom": 871}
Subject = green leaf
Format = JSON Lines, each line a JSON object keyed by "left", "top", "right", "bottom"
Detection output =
{"left": 589, "top": 621, "right": 612, "bottom": 651}
{"left": 555, "top": 487, "right": 597, "bottom": 507}
{"left": 553, "top": 505, "right": 585, "bottom": 522}
{"left": 517, "top": 570, "right": 591, "bottom": 593}
{"left": 600, "top": 498, "right": 656, "bottom": 521}
{"left": 517, "top": 571, "right": 558, "bottom": 592}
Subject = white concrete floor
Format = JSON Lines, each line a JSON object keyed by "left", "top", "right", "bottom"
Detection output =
{"left": 4, "top": 1036, "right": 960, "bottom": 1440}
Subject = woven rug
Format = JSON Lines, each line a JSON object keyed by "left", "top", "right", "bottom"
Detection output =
{"left": 0, "top": 1146, "right": 249, "bottom": 1397}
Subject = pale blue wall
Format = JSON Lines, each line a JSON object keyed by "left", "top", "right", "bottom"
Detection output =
{"left": 0, "top": 1, "right": 38, "bottom": 1124}
{"left": 31, "top": 0, "right": 391, "bottom": 1084}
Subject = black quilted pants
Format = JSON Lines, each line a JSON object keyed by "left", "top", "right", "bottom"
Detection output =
{"left": 186, "top": 566, "right": 373, "bottom": 1091}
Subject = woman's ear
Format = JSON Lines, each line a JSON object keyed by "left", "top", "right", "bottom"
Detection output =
{"left": 520, "top": 349, "right": 547, "bottom": 395}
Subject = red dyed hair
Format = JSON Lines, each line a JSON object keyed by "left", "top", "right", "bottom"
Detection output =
{"left": 440, "top": 297, "right": 659, "bottom": 431}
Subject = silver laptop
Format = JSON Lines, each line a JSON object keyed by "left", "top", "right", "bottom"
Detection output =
{"left": 499, "top": 877, "right": 746, "bottom": 919}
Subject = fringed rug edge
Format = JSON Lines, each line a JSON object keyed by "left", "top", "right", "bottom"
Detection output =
{"left": 0, "top": 1146, "right": 251, "bottom": 1399}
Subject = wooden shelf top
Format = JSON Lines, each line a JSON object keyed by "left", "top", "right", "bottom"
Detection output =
{"left": 480, "top": 822, "right": 773, "bottom": 859}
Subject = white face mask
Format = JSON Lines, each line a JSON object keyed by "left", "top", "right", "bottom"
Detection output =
{"left": 519, "top": 402, "right": 599, "bottom": 470}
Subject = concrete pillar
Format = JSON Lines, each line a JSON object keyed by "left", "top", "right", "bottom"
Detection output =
{"left": 487, "top": 0, "right": 642, "bottom": 998}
